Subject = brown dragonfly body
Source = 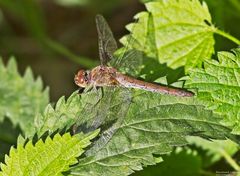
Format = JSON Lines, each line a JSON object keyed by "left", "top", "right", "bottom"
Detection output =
{"left": 74, "top": 15, "right": 193, "bottom": 97}
{"left": 75, "top": 65, "right": 193, "bottom": 97}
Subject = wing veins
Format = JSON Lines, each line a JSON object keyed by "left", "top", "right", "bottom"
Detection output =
{"left": 96, "top": 14, "right": 118, "bottom": 65}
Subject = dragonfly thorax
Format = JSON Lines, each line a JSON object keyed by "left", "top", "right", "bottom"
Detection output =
{"left": 74, "top": 70, "right": 90, "bottom": 87}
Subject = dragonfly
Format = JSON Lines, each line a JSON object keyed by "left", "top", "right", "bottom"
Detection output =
{"left": 74, "top": 15, "right": 193, "bottom": 97}
{"left": 73, "top": 15, "right": 193, "bottom": 154}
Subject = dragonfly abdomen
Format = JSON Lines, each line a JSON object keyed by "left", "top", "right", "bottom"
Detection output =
{"left": 115, "top": 73, "right": 193, "bottom": 97}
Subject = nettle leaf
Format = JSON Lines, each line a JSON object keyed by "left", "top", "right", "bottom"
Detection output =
{"left": 185, "top": 48, "right": 240, "bottom": 134}
{"left": 0, "top": 58, "right": 49, "bottom": 136}
{"left": 33, "top": 91, "right": 81, "bottom": 138}
{"left": 0, "top": 131, "right": 99, "bottom": 176}
{"left": 121, "top": 0, "right": 216, "bottom": 72}
{"left": 33, "top": 87, "right": 131, "bottom": 138}
{"left": 69, "top": 88, "right": 240, "bottom": 176}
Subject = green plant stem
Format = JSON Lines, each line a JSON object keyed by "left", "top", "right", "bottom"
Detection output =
{"left": 214, "top": 29, "right": 240, "bottom": 45}
{"left": 220, "top": 149, "right": 240, "bottom": 171}
{"left": 43, "top": 38, "right": 98, "bottom": 68}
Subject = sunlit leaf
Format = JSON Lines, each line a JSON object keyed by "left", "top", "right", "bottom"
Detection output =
{"left": 185, "top": 48, "right": 240, "bottom": 134}
{"left": 0, "top": 131, "right": 99, "bottom": 176}
{"left": 120, "top": 0, "right": 216, "bottom": 72}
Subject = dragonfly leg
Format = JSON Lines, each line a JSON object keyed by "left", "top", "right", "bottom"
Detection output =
{"left": 99, "top": 86, "right": 104, "bottom": 99}
{"left": 78, "top": 87, "right": 85, "bottom": 94}
{"left": 72, "top": 124, "right": 78, "bottom": 134}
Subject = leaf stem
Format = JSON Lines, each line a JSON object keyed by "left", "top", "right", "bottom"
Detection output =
{"left": 214, "top": 29, "right": 240, "bottom": 45}
{"left": 42, "top": 38, "right": 98, "bottom": 68}
{"left": 220, "top": 149, "right": 240, "bottom": 171}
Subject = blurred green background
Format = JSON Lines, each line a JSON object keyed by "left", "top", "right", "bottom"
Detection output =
{"left": 0, "top": 0, "right": 144, "bottom": 101}
{"left": 0, "top": 0, "right": 240, "bottom": 175}
{"left": 0, "top": 0, "right": 240, "bottom": 101}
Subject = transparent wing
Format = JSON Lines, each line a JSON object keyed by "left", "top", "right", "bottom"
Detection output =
{"left": 96, "top": 14, "right": 118, "bottom": 66}
{"left": 110, "top": 17, "right": 143, "bottom": 77}
{"left": 111, "top": 48, "right": 143, "bottom": 77}
{"left": 75, "top": 87, "right": 132, "bottom": 133}
{"left": 82, "top": 88, "right": 132, "bottom": 156}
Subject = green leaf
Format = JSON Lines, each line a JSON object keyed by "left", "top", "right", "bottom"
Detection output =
{"left": 185, "top": 48, "right": 240, "bottom": 134}
{"left": 0, "top": 57, "right": 49, "bottom": 136}
{"left": 187, "top": 136, "right": 239, "bottom": 167}
{"left": 69, "top": 88, "right": 240, "bottom": 176}
{"left": 0, "top": 130, "right": 99, "bottom": 176}
{"left": 121, "top": 0, "right": 216, "bottom": 72}
{"left": 33, "top": 91, "right": 81, "bottom": 138}
{"left": 131, "top": 148, "right": 202, "bottom": 176}
{"left": 33, "top": 87, "right": 132, "bottom": 138}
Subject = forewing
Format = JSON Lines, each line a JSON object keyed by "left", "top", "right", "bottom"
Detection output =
{"left": 96, "top": 14, "right": 118, "bottom": 65}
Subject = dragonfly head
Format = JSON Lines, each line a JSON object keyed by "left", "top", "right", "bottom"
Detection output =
{"left": 74, "top": 70, "right": 90, "bottom": 87}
